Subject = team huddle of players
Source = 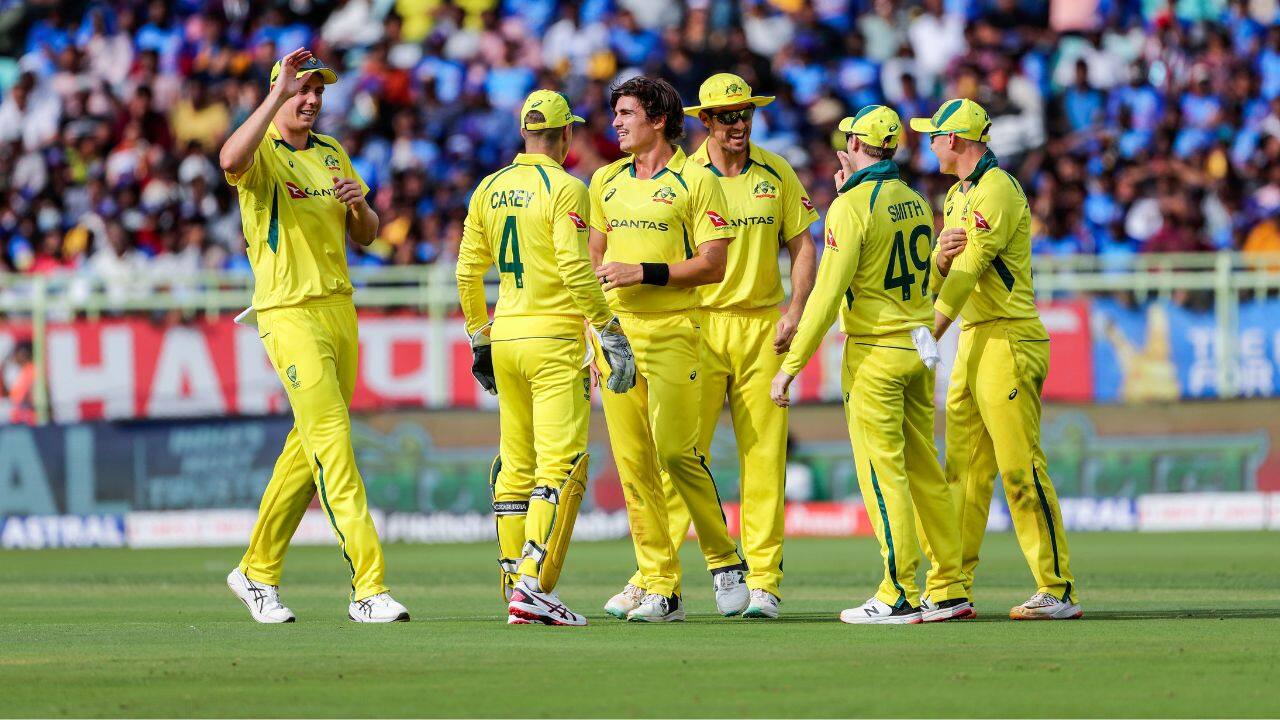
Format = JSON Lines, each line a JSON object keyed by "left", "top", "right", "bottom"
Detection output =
{"left": 220, "top": 50, "right": 1078, "bottom": 626}
{"left": 455, "top": 74, "right": 1082, "bottom": 626}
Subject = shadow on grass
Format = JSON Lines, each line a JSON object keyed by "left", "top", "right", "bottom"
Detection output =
{"left": 677, "top": 608, "right": 1280, "bottom": 623}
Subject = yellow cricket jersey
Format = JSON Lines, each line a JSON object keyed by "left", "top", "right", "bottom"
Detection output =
{"left": 932, "top": 150, "right": 1039, "bottom": 326}
{"left": 781, "top": 160, "right": 935, "bottom": 376}
{"left": 456, "top": 153, "right": 613, "bottom": 341}
{"left": 688, "top": 142, "right": 819, "bottom": 310}
{"left": 225, "top": 123, "right": 367, "bottom": 311}
{"left": 588, "top": 147, "right": 735, "bottom": 313}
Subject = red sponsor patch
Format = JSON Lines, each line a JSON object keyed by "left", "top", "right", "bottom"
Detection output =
{"left": 285, "top": 181, "right": 307, "bottom": 200}
{"left": 825, "top": 227, "right": 838, "bottom": 250}
{"left": 706, "top": 210, "right": 728, "bottom": 228}
{"left": 567, "top": 211, "right": 587, "bottom": 229}
{"left": 972, "top": 210, "right": 991, "bottom": 231}
{"left": 801, "top": 196, "right": 814, "bottom": 211}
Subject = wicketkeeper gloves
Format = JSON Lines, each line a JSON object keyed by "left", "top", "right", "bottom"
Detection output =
{"left": 596, "top": 318, "right": 637, "bottom": 393}
{"left": 470, "top": 323, "right": 497, "bottom": 395}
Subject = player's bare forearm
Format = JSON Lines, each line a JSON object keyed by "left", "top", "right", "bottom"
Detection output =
{"left": 668, "top": 239, "right": 727, "bottom": 287}
{"left": 784, "top": 232, "right": 816, "bottom": 317}
{"left": 933, "top": 309, "right": 953, "bottom": 340}
{"left": 218, "top": 91, "right": 284, "bottom": 175}
{"left": 346, "top": 196, "right": 378, "bottom": 246}
{"left": 589, "top": 229, "right": 607, "bottom": 269}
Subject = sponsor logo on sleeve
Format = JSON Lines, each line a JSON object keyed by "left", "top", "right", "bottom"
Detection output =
{"left": 801, "top": 196, "right": 815, "bottom": 211}
{"left": 972, "top": 210, "right": 991, "bottom": 231}
{"left": 825, "top": 227, "right": 838, "bottom": 250}
{"left": 706, "top": 210, "right": 728, "bottom": 228}
{"left": 567, "top": 211, "right": 587, "bottom": 229}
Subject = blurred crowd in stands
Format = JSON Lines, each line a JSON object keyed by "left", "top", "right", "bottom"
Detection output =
{"left": 1, "top": 0, "right": 1279, "bottom": 290}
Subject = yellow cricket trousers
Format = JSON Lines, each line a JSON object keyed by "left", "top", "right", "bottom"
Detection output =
{"left": 600, "top": 310, "right": 742, "bottom": 598}
{"left": 665, "top": 307, "right": 787, "bottom": 597}
{"left": 843, "top": 335, "right": 967, "bottom": 608}
{"left": 941, "top": 317, "right": 1077, "bottom": 603}
{"left": 239, "top": 297, "right": 387, "bottom": 601}
{"left": 490, "top": 329, "right": 592, "bottom": 584}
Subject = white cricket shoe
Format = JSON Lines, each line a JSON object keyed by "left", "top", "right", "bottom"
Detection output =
{"left": 348, "top": 593, "right": 410, "bottom": 623}
{"left": 508, "top": 581, "right": 587, "bottom": 626}
{"left": 1009, "top": 592, "right": 1083, "bottom": 620}
{"left": 712, "top": 567, "right": 750, "bottom": 616}
{"left": 742, "top": 588, "right": 780, "bottom": 619}
{"left": 227, "top": 568, "right": 295, "bottom": 623}
{"left": 919, "top": 596, "right": 976, "bottom": 622}
{"left": 627, "top": 593, "right": 685, "bottom": 623}
{"left": 839, "top": 597, "right": 922, "bottom": 625}
{"left": 604, "top": 583, "right": 646, "bottom": 620}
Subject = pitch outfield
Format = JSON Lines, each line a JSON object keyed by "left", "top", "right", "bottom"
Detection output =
{"left": 2, "top": 532, "right": 1277, "bottom": 718}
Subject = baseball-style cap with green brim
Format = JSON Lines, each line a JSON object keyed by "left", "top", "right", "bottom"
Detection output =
{"left": 520, "top": 90, "right": 585, "bottom": 129}
{"left": 837, "top": 104, "right": 903, "bottom": 150}
{"left": 270, "top": 56, "right": 338, "bottom": 85}
{"left": 910, "top": 98, "right": 991, "bottom": 141}
{"left": 683, "top": 72, "right": 775, "bottom": 116}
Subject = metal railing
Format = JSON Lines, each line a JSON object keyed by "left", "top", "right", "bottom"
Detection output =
{"left": 4, "top": 251, "right": 1280, "bottom": 424}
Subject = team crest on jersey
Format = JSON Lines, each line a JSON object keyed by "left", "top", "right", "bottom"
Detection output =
{"left": 753, "top": 180, "right": 777, "bottom": 199}
{"left": 604, "top": 188, "right": 617, "bottom": 202}
{"left": 825, "top": 227, "right": 838, "bottom": 250}
{"left": 652, "top": 186, "right": 677, "bottom": 204}
{"left": 801, "top": 196, "right": 814, "bottom": 211}
{"left": 972, "top": 210, "right": 991, "bottom": 231}
{"left": 323, "top": 153, "right": 340, "bottom": 171}
{"left": 567, "top": 211, "right": 587, "bottom": 229}
{"left": 285, "top": 181, "right": 307, "bottom": 199}
{"left": 705, "top": 210, "right": 728, "bottom": 228}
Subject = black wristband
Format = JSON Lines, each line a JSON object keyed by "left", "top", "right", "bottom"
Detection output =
{"left": 640, "top": 262, "right": 670, "bottom": 286}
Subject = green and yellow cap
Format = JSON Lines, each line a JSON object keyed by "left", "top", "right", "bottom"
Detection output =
{"left": 910, "top": 98, "right": 991, "bottom": 142}
{"left": 683, "top": 72, "right": 774, "bottom": 116}
{"left": 269, "top": 56, "right": 338, "bottom": 86}
{"left": 520, "top": 90, "right": 585, "bottom": 129}
{"left": 838, "top": 104, "right": 903, "bottom": 150}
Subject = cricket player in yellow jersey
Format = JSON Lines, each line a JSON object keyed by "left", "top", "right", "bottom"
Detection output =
{"left": 589, "top": 76, "right": 749, "bottom": 622}
{"left": 654, "top": 73, "right": 818, "bottom": 619}
{"left": 456, "top": 90, "right": 637, "bottom": 626}
{"left": 772, "top": 106, "right": 971, "bottom": 624}
{"left": 220, "top": 48, "right": 409, "bottom": 623}
{"left": 913, "top": 99, "right": 1082, "bottom": 620}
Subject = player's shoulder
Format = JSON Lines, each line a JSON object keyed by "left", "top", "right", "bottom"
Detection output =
{"left": 828, "top": 185, "right": 872, "bottom": 220}
{"left": 674, "top": 156, "right": 718, "bottom": 188}
{"left": 748, "top": 144, "right": 797, "bottom": 181}
{"left": 973, "top": 168, "right": 1027, "bottom": 208}
{"left": 309, "top": 131, "right": 346, "bottom": 155}
{"left": 478, "top": 162, "right": 521, "bottom": 192}
{"left": 590, "top": 156, "right": 634, "bottom": 189}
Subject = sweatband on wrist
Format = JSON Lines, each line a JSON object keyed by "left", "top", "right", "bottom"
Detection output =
{"left": 641, "top": 263, "right": 670, "bottom": 286}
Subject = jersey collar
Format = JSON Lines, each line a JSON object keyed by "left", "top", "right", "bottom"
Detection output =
{"left": 628, "top": 145, "right": 689, "bottom": 179}
{"left": 268, "top": 122, "right": 317, "bottom": 152}
{"left": 513, "top": 152, "right": 564, "bottom": 170}
{"left": 838, "top": 159, "right": 899, "bottom": 193}
{"left": 964, "top": 149, "right": 999, "bottom": 184}
{"left": 690, "top": 140, "right": 755, "bottom": 177}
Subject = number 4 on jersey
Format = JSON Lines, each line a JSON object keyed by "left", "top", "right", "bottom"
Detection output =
{"left": 499, "top": 216, "right": 524, "bottom": 288}
{"left": 883, "top": 224, "right": 932, "bottom": 301}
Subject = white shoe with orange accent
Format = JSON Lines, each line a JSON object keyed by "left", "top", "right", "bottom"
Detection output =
{"left": 1009, "top": 592, "right": 1082, "bottom": 620}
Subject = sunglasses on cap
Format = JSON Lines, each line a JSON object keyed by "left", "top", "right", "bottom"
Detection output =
{"left": 707, "top": 106, "right": 755, "bottom": 125}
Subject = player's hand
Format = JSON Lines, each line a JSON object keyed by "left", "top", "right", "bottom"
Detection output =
{"left": 770, "top": 370, "right": 795, "bottom": 408}
{"left": 935, "top": 227, "right": 967, "bottom": 277}
{"left": 273, "top": 47, "right": 314, "bottom": 99}
{"left": 774, "top": 312, "right": 800, "bottom": 354}
{"left": 333, "top": 177, "right": 367, "bottom": 210}
{"left": 597, "top": 318, "right": 637, "bottom": 393}
{"left": 833, "top": 150, "right": 854, "bottom": 191}
{"left": 596, "top": 262, "right": 643, "bottom": 292}
{"left": 470, "top": 324, "right": 497, "bottom": 395}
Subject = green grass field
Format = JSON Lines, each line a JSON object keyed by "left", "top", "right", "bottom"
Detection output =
{"left": 2, "top": 532, "right": 1278, "bottom": 718}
